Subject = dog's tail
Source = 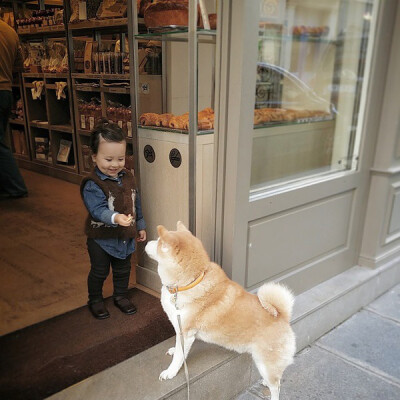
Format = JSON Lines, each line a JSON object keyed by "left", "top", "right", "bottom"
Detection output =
{"left": 257, "top": 282, "right": 294, "bottom": 322}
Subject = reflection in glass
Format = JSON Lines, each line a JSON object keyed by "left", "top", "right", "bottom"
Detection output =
{"left": 251, "top": 0, "right": 374, "bottom": 190}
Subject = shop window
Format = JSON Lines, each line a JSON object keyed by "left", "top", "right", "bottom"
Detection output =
{"left": 251, "top": 0, "right": 375, "bottom": 191}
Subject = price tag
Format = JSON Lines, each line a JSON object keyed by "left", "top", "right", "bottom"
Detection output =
{"left": 127, "top": 122, "right": 132, "bottom": 137}
{"left": 80, "top": 115, "right": 86, "bottom": 129}
{"left": 89, "top": 116, "right": 95, "bottom": 130}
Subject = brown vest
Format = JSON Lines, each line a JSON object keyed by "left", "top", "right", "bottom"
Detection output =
{"left": 80, "top": 169, "right": 137, "bottom": 239}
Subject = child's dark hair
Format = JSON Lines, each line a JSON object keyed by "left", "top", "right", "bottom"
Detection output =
{"left": 90, "top": 119, "right": 126, "bottom": 154}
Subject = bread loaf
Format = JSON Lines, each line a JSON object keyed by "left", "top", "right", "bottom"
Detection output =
{"left": 144, "top": 0, "right": 201, "bottom": 28}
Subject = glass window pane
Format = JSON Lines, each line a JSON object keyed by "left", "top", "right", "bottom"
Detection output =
{"left": 251, "top": 0, "right": 375, "bottom": 191}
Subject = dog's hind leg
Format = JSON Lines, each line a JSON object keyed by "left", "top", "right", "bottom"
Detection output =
{"left": 253, "top": 355, "right": 282, "bottom": 400}
{"left": 159, "top": 333, "right": 195, "bottom": 381}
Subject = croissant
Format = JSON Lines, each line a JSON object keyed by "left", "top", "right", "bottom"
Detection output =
{"left": 254, "top": 113, "right": 269, "bottom": 125}
{"left": 139, "top": 113, "right": 159, "bottom": 126}
{"left": 169, "top": 114, "right": 189, "bottom": 130}
{"left": 157, "top": 113, "right": 174, "bottom": 127}
{"left": 198, "top": 120, "right": 214, "bottom": 130}
{"left": 267, "top": 108, "right": 286, "bottom": 121}
{"left": 198, "top": 107, "right": 214, "bottom": 117}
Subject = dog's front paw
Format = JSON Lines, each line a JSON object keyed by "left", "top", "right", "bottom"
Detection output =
{"left": 166, "top": 347, "right": 175, "bottom": 356}
{"left": 159, "top": 368, "right": 178, "bottom": 381}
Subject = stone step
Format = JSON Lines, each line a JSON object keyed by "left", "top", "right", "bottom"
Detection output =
{"left": 48, "top": 337, "right": 256, "bottom": 400}
{"left": 48, "top": 263, "right": 400, "bottom": 400}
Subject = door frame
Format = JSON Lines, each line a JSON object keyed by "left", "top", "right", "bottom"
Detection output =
{"left": 214, "top": 0, "right": 397, "bottom": 293}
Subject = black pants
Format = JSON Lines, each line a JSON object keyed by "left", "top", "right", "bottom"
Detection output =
{"left": 86, "top": 238, "right": 132, "bottom": 304}
{"left": 0, "top": 90, "right": 28, "bottom": 196}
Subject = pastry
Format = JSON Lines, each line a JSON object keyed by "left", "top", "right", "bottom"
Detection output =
{"left": 169, "top": 113, "right": 189, "bottom": 130}
{"left": 139, "top": 113, "right": 159, "bottom": 126}
{"left": 198, "top": 120, "right": 213, "bottom": 130}
{"left": 144, "top": 0, "right": 200, "bottom": 28}
{"left": 157, "top": 113, "right": 174, "bottom": 127}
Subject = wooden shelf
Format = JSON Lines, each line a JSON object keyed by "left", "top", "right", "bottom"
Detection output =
{"left": 102, "top": 86, "right": 131, "bottom": 94}
{"left": 68, "top": 18, "right": 128, "bottom": 31}
{"left": 9, "top": 118, "right": 25, "bottom": 126}
{"left": 50, "top": 124, "right": 73, "bottom": 133}
{"left": 54, "top": 163, "right": 78, "bottom": 172}
{"left": 22, "top": 73, "right": 69, "bottom": 79}
{"left": 33, "top": 158, "right": 53, "bottom": 166}
{"left": 14, "top": 154, "right": 30, "bottom": 161}
{"left": 74, "top": 85, "right": 101, "bottom": 92}
{"left": 22, "top": 73, "right": 44, "bottom": 78}
{"left": 77, "top": 129, "right": 91, "bottom": 137}
{"left": 25, "top": 82, "right": 44, "bottom": 88}
{"left": 44, "top": 73, "right": 69, "bottom": 78}
{"left": 30, "top": 121, "right": 49, "bottom": 129}
{"left": 18, "top": 24, "right": 66, "bottom": 36}
{"left": 72, "top": 73, "right": 130, "bottom": 80}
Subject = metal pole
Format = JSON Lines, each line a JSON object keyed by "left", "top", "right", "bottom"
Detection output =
{"left": 128, "top": 0, "right": 141, "bottom": 184}
{"left": 188, "top": 0, "right": 198, "bottom": 234}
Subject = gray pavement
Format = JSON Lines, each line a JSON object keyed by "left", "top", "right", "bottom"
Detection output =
{"left": 235, "top": 284, "right": 400, "bottom": 400}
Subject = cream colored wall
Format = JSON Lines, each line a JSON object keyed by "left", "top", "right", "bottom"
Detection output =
{"left": 137, "top": 129, "right": 214, "bottom": 291}
{"left": 359, "top": 2, "right": 400, "bottom": 268}
{"left": 166, "top": 41, "right": 214, "bottom": 115}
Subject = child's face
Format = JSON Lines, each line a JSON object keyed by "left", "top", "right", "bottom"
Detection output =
{"left": 92, "top": 138, "right": 126, "bottom": 178}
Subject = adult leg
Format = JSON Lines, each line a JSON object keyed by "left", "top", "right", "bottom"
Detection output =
{"left": 86, "top": 239, "right": 111, "bottom": 319}
{"left": 111, "top": 253, "right": 136, "bottom": 314}
{"left": 0, "top": 90, "right": 28, "bottom": 197}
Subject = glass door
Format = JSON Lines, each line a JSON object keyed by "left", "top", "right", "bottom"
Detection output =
{"left": 216, "top": 0, "right": 380, "bottom": 294}
{"left": 252, "top": 0, "right": 374, "bottom": 191}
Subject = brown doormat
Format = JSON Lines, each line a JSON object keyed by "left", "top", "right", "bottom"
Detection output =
{"left": 0, "top": 288, "right": 174, "bottom": 400}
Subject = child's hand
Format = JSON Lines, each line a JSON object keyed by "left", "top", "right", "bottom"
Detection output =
{"left": 115, "top": 213, "right": 133, "bottom": 227}
{"left": 137, "top": 230, "right": 147, "bottom": 242}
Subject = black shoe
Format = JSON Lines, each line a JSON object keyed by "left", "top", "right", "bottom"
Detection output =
{"left": 113, "top": 297, "right": 137, "bottom": 315}
{"left": 88, "top": 301, "right": 110, "bottom": 319}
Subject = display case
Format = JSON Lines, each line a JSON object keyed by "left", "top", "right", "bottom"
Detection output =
{"left": 132, "top": 0, "right": 218, "bottom": 290}
{"left": 250, "top": 0, "right": 372, "bottom": 190}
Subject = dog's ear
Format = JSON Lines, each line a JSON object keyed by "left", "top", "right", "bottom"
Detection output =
{"left": 157, "top": 225, "right": 178, "bottom": 253}
{"left": 157, "top": 225, "right": 168, "bottom": 238}
{"left": 177, "top": 221, "right": 190, "bottom": 232}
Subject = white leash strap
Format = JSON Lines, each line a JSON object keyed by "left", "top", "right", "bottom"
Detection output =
{"left": 177, "top": 311, "right": 190, "bottom": 400}
{"left": 171, "top": 289, "right": 190, "bottom": 400}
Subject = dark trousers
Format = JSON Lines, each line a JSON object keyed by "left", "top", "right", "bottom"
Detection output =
{"left": 86, "top": 238, "right": 132, "bottom": 304}
{"left": 0, "top": 90, "right": 28, "bottom": 196}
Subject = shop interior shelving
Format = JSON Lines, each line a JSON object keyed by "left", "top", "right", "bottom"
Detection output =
{"left": 8, "top": 74, "right": 30, "bottom": 162}
{"left": 4, "top": 0, "right": 218, "bottom": 188}
{"left": 131, "top": 0, "right": 219, "bottom": 274}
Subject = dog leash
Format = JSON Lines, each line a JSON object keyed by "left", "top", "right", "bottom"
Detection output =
{"left": 170, "top": 288, "right": 190, "bottom": 400}
{"left": 166, "top": 273, "right": 205, "bottom": 400}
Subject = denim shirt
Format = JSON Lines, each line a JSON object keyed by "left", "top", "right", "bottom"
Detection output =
{"left": 82, "top": 168, "right": 146, "bottom": 259}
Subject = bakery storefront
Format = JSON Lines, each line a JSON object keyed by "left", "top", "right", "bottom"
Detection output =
{"left": 2, "top": 0, "right": 400, "bottom": 389}
{"left": 138, "top": 0, "right": 400, "bottom": 317}
{"left": 211, "top": 0, "right": 400, "bottom": 350}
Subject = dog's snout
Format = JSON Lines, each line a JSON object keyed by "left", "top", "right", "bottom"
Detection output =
{"left": 145, "top": 239, "right": 158, "bottom": 261}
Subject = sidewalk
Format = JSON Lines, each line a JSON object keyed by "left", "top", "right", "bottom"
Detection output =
{"left": 235, "top": 284, "right": 400, "bottom": 400}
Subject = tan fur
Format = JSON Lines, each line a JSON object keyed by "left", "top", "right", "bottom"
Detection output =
{"left": 145, "top": 222, "right": 296, "bottom": 400}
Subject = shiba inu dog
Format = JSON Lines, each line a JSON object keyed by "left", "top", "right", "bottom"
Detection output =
{"left": 145, "top": 222, "right": 296, "bottom": 400}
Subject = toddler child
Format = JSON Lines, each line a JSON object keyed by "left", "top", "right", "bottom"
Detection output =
{"left": 81, "top": 120, "right": 146, "bottom": 319}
